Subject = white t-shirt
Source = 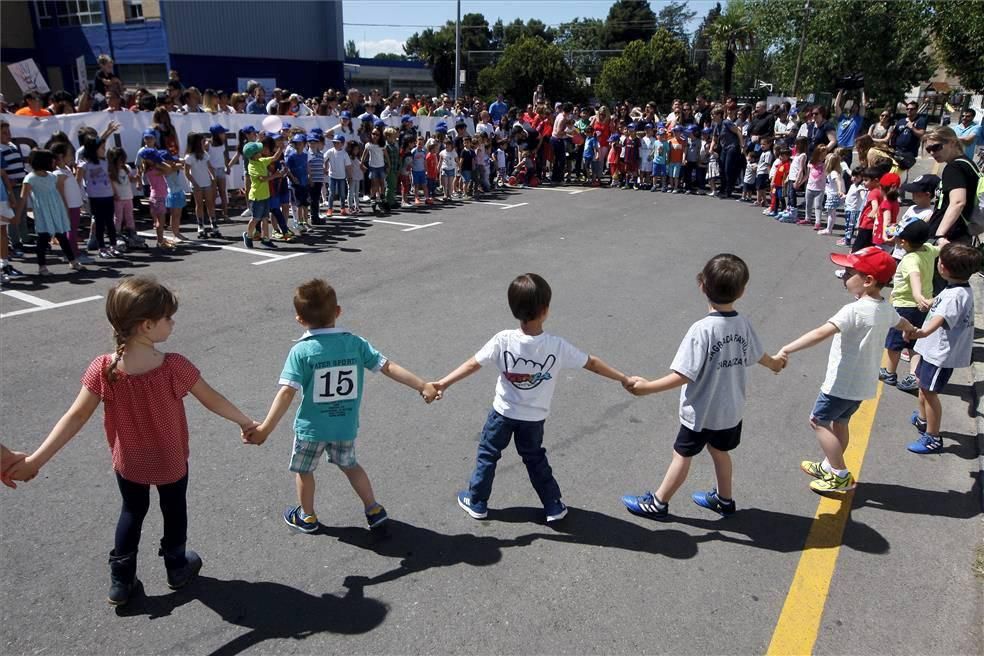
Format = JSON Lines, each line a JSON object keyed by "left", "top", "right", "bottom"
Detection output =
{"left": 822, "top": 297, "right": 901, "bottom": 400}
{"left": 474, "top": 329, "right": 589, "bottom": 422}
{"left": 112, "top": 165, "right": 134, "bottom": 200}
{"left": 915, "top": 284, "right": 974, "bottom": 368}
{"left": 207, "top": 143, "right": 227, "bottom": 170}
{"left": 54, "top": 166, "right": 83, "bottom": 208}
{"left": 183, "top": 154, "right": 212, "bottom": 187}
{"left": 325, "top": 147, "right": 352, "bottom": 179}
{"left": 440, "top": 148, "right": 457, "bottom": 172}
{"left": 788, "top": 153, "right": 807, "bottom": 183}
{"left": 365, "top": 143, "right": 385, "bottom": 168}
{"left": 670, "top": 312, "right": 764, "bottom": 431}
{"left": 844, "top": 182, "right": 865, "bottom": 211}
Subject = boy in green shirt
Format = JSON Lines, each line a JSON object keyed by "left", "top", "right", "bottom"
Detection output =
{"left": 242, "top": 139, "right": 283, "bottom": 250}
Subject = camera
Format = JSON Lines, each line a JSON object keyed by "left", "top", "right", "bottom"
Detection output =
{"left": 836, "top": 73, "right": 865, "bottom": 90}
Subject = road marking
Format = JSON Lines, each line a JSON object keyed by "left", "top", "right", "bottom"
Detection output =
{"left": 474, "top": 201, "right": 529, "bottom": 210}
{"left": 401, "top": 222, "right": 443, "bottom": 232}
{"left": 1, "top": 290, "right": 103, "bottom": 319}
{"left": 137, "top": 231, "right": 307, "bottom": 264}
{"left": 765, "top": 375, "right": 885, "bottom": 656}
{"left": 525, "top": 186, "right": 597, "bottom": 195}
{"left": 370, "top": 219, "right": 442, "bottom": 232}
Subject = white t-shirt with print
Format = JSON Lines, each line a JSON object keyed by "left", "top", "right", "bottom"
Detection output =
{"left": 670, "top": 312, "right": 764, "bottom": 431}
{"left": 474, "top": 329, "right": 589, "bottom": 422}
{"left": 915, "top": 284, "right": 974, "bottom": 368}
{"left": 822, "top": 296, "right": 901, "bottom": 400}
{"left": 184, "top": 154, "right": 212, "bottom": 187}
{"left": 325, "top": 147, "right": 352, "bottom": 180}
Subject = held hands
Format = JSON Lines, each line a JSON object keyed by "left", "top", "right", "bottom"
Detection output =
{"left": 421, "top": 381, "right": 443, "bottom": 404}
{"left": 240, "top": 420, "right": 266, "bottom": 445}
{"left": 4, "top": 455, "right": 40, "bottom": 485}
{"left": 765, "top": 352, "right": 788, "bottom": 374}
{"left": 1, "top": 449, "right": 29, "bottom": 488}
{"left": 622, "top": 376, "right": 648, "bottom": 396}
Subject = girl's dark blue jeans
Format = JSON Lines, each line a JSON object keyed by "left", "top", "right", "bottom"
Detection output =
{"left": 467, "top": 409, "right": 561, "bottom": 505}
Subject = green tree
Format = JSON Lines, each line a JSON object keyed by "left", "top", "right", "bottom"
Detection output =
{"left": 345, "top": 40, "right": 360, "bottom": 59}
{"left": 553, "top": 17, "right": 606, "bottom": 50}
{"left": 405, "top": 13, "right": 491, "bottom": 93}
{"left": 655, "top": 1, "right": 697, "bottom": 41}
{"left": 707, "top": 1, "right": 755, "bottom": 95}
{"left": 603, "top": 0, "right": 658, "bottom": 49}
{"left": 477, "top": 36, "right": 584, "bottom": 106}
{"left": 691, "top": 2, "right": 723, "bottom": 92}
{"left": 373, "top": 53, "right": 409, "bottom": 61}
{"left": 746, "top": 0, "right": 933, "bottom": 104}
{"left": 491, "top": 18, "right": 556, "bottom": 50}
{"left": 931, "top": 0, "right": 984, "bottom": 92}
{"left": 596, "top": 29, "right": 696, "bottom": 107}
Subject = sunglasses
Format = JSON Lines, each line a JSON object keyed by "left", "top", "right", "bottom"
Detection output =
{"left": 925, "top": 143, "right": 944, "bottom": 154}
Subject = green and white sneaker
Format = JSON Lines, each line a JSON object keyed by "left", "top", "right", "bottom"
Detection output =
{"left": 809, "top": 470, "right": 856, "bottom": 494}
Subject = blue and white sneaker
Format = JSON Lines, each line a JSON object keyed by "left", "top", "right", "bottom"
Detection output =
{"left": 544, "top": 499, "right": 568, "bottom": 523}
{"left": 365, "top": 503, "right": 388, "bottom": 529}
{"left": 907, "top": 433, "right": 942, "bottom": 454}
{"left": 910, "top": 410, "right": 927, "bottom": 433}
{"left": 283, "top": 505, "right": 319, "bottom": 533}
{"left": 621, "top": 491, "right": 668, "bottom": 520}
{"left": 242, "top": 231, "right": 254, "bottom": 249}
{"left": 691, "top": 489, "right": 736, "bottom": 517}
{"left": 457, "top": 491, "right": 488, "bottom": 519}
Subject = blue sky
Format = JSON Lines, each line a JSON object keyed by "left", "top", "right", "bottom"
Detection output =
{"left": 342, "top": 0, "right": 718, "bottom": 57}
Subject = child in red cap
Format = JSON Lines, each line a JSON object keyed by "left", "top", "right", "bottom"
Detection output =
{"left": 776, "top": 247, "right": 916, "bottom": 494}
{"left": 873, "top": 172, "right": 901, "bottom": 249}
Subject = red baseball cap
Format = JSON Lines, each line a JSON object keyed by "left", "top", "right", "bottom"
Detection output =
{"left": 879, "top": 172, "right": 901, "bottom": 188}
{"left": 830, "top": 247, "right": 897, "bottom": 284}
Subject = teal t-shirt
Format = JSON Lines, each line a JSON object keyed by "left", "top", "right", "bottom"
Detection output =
{"left": 278, "top": 328, "right": 385, "bottom": 442}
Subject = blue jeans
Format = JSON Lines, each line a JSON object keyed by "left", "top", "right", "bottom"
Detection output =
{"left": 327, "top": 178, "right": 346, "bottom": 210}
{"left": 467, "top": 409, "right": 561, "bottom": 505}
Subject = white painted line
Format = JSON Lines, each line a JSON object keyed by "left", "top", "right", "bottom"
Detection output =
{"left": 371, "top": 219, "right": 420, "bottom": 228}
{"left": 402, "top": 222, "right": 443, "bottom": 232}
{"left": 1, "top": 290, "right": 56, "bottom": 308}
{"left": 476, "top": 201, "right": 529, "bottom": 210}
{"left": 524, "top": 186, "right": 597, "bottom": 195}
{"left": 252, "top": 252, "right": 310, "bottom": 266}
{"left": 1, "top": 294, "right": 103, "bottom": 319}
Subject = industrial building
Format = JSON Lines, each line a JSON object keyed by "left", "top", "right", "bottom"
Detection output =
{"left": 0, "top": 0, "right": 345, "bottom": 100}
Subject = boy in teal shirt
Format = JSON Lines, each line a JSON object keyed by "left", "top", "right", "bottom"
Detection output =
{"left": 248, "top": 279, "right": 439, "bottom": 533}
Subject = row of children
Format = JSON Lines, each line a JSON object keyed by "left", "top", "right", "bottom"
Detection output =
{"left": 4, "top": 237, "right": 978, "bottom": 605}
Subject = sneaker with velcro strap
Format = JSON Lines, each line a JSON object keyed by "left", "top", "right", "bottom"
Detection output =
{"left": 809, "top": 470, "right": 856, "bottom": 494}
{"left": 799, "top": 460, "right": 826, "bottom": 479}
{"left": 896, "top": 373, "right": 919, "bottom": 392}
{"left": 283, "top": 505, "right": 320, "bottom": 533}
{"left": 878, "top": 368, "right": 897, "bottom": 386}
{"left": 621, "top": 491, "right": 668, "bottom": 520}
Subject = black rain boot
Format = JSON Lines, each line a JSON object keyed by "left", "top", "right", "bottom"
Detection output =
{"left": 159, "top": 543, "right": 203, "bottom": 590}
{"left": 108, "top": 550, "right": 141, "bottom": 606}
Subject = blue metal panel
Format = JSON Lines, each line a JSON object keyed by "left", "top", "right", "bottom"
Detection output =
{"left": 168, "top": 54, "right": 343, "bottom": 97}
{"left": 109, "top": 21, "right": 170, "bottom": 65}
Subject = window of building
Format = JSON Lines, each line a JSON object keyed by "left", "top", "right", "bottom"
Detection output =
{"left": 124, "top": 0, "right": 143, "bottom": 22}
{"left": 34, "top": 1, "right": 104, "bottom": 27}
{"left": 116, "top": 63, "right": 167, "bottom": 87}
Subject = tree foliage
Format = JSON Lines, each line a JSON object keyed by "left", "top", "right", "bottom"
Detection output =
{"left": 931, "top": 0, "right": 984, "bottom": 92}
{"left": 597, "top": 29, "right": 695, "bottom": 107}
{"left": 656, "top": 1, "right": 697, "bottom": 41}
{"left": 490, "top": 18, "right": 555, "bottom": 50}
{"left": 373, "top": 53, "right": 409, "bottom": 61}
{"left": 477, "top": 36, "right": 584, "bottom": 106}
{"left": 707, "top": 0, "right": 757, "bottom": 95}
{"left": 603, "top": 0, "right": 658, "bottom": 50}
{"left": 345, "top": 40, "right": 360, "bottom": 59}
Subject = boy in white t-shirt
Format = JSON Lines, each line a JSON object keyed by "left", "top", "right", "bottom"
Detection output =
{"left": 904, "top": 243, "right": 981, "bottom": 454}
{"left": 779, "top": 247, "right": 915, "bottom": 493}
{"left": 435, "top": 273, "right": 629, "bottom": 523}
{"left": 622, "top": 254, "right": 785, "bottom": 520}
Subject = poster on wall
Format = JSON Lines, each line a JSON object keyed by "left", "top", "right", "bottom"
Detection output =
{"left": 7, "top": 58, "right": 50, "bottom": 95}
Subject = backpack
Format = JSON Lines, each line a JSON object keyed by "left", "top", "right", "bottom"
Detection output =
{"left": 954, "top": 158, "right": 984, "bottom": 236}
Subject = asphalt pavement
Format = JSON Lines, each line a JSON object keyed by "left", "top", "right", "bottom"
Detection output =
{"left": 1, "top": 179, "right": 980, "bottom": 655}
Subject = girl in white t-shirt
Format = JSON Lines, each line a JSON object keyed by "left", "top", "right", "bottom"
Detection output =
{"left": 108, "top": 147, "right": 142, "bottom": 247}
{"left": 183, "top": 133, "right": 218, "bottom": 238}
{"left": 439, "top": 139, "right": 458, "bottom": 202}
{"left": 838, "top": 167, "right": 865, "bottom": 247}
{"left": 52, "top": 143, "right": 88, "bottom": 262}
{"left": 207, "top": 127, "right": 230, "bottom": 220}
{"left": 818, "top": 151, "right": 845, "bottom": 235}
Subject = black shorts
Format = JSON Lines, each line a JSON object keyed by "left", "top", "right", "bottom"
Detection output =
{"left": 292, "top": 186, "right": 309, "bottom": 206}
{"left": 851, "top": 228, "right": 873, "bottom": 253}
{"left": 755, "top": 173, "right": 770, "bottom": 190}
{"left": 884, "top": 306, "right": 926, "bottom": 351}
{"left": 674, "top": 422, "right": 742, "bottom": 457}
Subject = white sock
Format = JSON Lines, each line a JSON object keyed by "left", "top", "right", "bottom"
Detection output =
{"left": 821, "top": 458, "right": 832, "bottom": 473}
{"left": 831, "top": 467, "right": 850, "bottom": 478}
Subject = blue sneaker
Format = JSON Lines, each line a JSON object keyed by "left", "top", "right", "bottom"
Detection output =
{"left": 691, "top": 489, "right": 736, "bottom": 517}
{"left": 543, "top": 499, "right": 568, "bottom": 523}
{"left": 907, "top": 433, "right": 942, "bottom": 454}
{"left": 365, "top": 503, "right": 388, "bottom": 528}
{"left": 621, "top": 491, "right": 668, "bottom": 520}
{"left": 910, "top": 410, "right": 927, "bottom": 433}
{"left": 283, "top": 505, "right": 319, "bottom": 533}
{"left": 241, "top": 231, "right": 253, "bottom": 249}
{"left": 457, "top": 491, "right": 488, "bottom": 519}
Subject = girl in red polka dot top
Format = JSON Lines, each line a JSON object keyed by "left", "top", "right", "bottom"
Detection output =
{"left": 5, "top": 275, "right": 258, "bottom": 607}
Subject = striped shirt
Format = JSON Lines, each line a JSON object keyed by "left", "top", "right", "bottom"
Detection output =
{"left": 308, "top": 149, "right": 325, "bottom": 183}
{"left": 0, "top": 142, "right": 28, "bottom": 183}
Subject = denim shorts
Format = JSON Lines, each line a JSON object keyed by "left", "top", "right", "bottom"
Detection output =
{"left": 442, "top": 168, "right": 455, "bottom": 178}
{"left": 461, "top": 170, "right": 472, "bottom": 182}
{"left": 165, "top": 190, "right": 186, "bottom": 209}
{"left": 811, "top": 392, "right": 862, "bottom": 425}
{"left": 652, "top": 162, "right": 666, "bottom": 177}
{"left": 667, "top": 163, "right": 681, "bottom": 178}
{"left": 885, "top": 306, "right": 926, "bottom": 351}
{"left": 412, "top": 170, "right": 427, "bottom": 185}
{"left": 249, "top": 198, "right": 269, "bottom": 219}
{"left": 289, "top": 436, "right": 357, "bottom": 473}
{"left": 368, "top": 166, "right": 386, "bottom": 180}
{"left": 915, "top": 359, "right": 953, "bottom": 393}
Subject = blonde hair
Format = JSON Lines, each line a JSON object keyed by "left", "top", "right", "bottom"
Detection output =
{"left": 104, "top": 276, "right": 178, "bottom": 381}
{"left": 383, "top": 126, "right": 398, "bottom": 139}
{"left": 923, "top": 125, "right": 960, "bottom": 147}
{"left": 824, "top": 151, "right": 842, "bottom": 174}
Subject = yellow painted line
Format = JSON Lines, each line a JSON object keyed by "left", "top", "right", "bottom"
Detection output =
{"left": 765, "top": 377, "right": 886, "bottom": 656}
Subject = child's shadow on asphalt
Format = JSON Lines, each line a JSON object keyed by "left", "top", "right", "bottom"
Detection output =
{"left": 116, "top": 575, "right": 387, "bottom": 656}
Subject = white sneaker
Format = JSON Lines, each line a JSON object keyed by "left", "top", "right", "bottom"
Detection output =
{"left": 240, "top": 208, "right": 252, "bottom": 217}
{"left": 817, "top": 229, "right": 832, "bottom": 235}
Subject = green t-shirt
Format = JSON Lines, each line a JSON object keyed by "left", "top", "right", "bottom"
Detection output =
{"left": 278, "top": 328, "right": 385, "bottom": 442}
{"left": 247, "top": 155, "right": 275, "bottom": 201}
{"left": 892, "top": 243, "right": 939, "bottom": 307}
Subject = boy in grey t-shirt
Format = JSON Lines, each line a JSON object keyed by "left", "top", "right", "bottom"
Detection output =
{"left": 621, "top": 254, "right": 784, "bottom": 520}
{"left": 905, "top": 243, "right": 982, "bottom": 454}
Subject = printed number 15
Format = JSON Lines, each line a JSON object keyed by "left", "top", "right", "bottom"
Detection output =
{"left": 319, "top": 368, "right": 355, "bottom": 400}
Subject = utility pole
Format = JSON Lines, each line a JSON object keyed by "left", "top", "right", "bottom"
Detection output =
{"left": 454, "top": 0, "right": 461, "bottom": 99}
{"left": 791, "top": 0, "right": 810, "bottom": 97}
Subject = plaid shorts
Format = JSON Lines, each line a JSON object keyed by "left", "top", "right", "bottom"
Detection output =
{"left": 289, "top": 436, "right": 357, "bottom": 473}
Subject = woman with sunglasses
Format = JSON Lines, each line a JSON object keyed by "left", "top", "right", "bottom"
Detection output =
{"left": 924, "top": 126, "right": 978, "bottom": 256}
{"left": 868, "top": 108, "right": 894, "bottom": 146}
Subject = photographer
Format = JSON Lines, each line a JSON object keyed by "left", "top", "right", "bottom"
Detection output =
{"left": 834, "top": 86, "right": 867, "bottom": 166}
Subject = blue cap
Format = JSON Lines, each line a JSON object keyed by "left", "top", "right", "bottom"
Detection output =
{"left": 142, "top": 128, "right": 157, "bottom": 139}
{"left": 373, "top": 118, "right": 386, "bottom": 128}
{"left": 307, "top": 132, "right": 323, "bottom": 141}
{"left": 332, "top": 134, "right": 345, "bottom": 143}
{"left": 340, "top": 110, "right": 351, "bottom": 119}
{"left": 137, "top": 146, "right": 161, "bottom": 162}
{"left": 401, "top": 114, "right": 412, "bottom": 123}
{"left": 645, "top": 122, "right": 654, "bottom": 129}
{"left": 628, "top": 122, "right": 637, "bottom": 129}
{"left": 435, "top": 121, "right": 448, "bottom": 132}
{"left": 359, "top": 112, "right": 374, "bottom": 122}
{"left": 702, "top": 127, "right": 713, "bottom": 134}
{"left": 310, "top": 127, "right": 324, "bottom": 135}
{"left": 208, "top": 124, "right": 227, "bottom": 135}
{"left": 687, "top": 125, "right": 698, "bottom": 133}
{"left": 159, "top": 149, "right": 179, "bottom": 162}
{"left": 281, "top": 122, "right": 291, "bottom": 130}
{"left": 291, "top": 133, "right": 307, "bottom": 143}
{"left": 656, "top": 121, "right": 666, "bottom": 129}
{"left": 242, "top": 125, "right": 257, "bottom": 133}
{"left": 607, "top": 134, "right": 619, "bottom": 144}
{"left": 264, "top": 131, "right": 279, "bottom": 139}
